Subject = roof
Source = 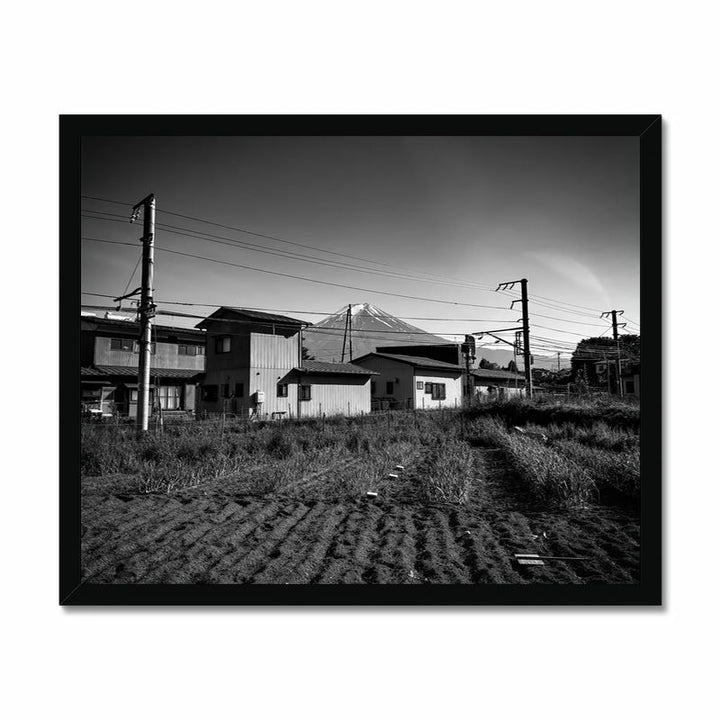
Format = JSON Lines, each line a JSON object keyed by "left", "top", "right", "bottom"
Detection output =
{"left": 196, "top": 306, "right": 307, "bottom": 330}
{"left": 81, "top": 316, "right": 205, "bottom": 337}
{"left": 294, "top": 360, "right": 378, "bottom": 376}
{"left": 472, "top": 368, "right": 526, "bottom": 382}
{"left": 81, "top": 366, "right": 203, "bottom": 380}
{"left": 352, "top": 352, "right": 464, "bottom": 372}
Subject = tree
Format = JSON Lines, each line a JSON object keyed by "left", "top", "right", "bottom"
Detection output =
{"left": 570, "top": 334, "right": 640, "bottom": 386}
{"left": 479, "top": 357, "right": 500, "bottom": 370}
{"left": 505, "top": 359, "right": 518, "bottom": 373}
{"left": 301, "top": 344, "right": 315, "bottom": 361}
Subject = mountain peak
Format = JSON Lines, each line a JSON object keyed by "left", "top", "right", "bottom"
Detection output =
{"left": 304, "top": 303, "right": 447, "bottom": 362}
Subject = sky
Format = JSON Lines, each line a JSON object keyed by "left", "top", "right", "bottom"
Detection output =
{"left": 81, "top": 135, "right": 640, "bottom": 364}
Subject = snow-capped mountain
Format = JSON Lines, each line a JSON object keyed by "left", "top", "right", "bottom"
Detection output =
{"left": 303, "top": 303, "right": 448, "bottom": 362}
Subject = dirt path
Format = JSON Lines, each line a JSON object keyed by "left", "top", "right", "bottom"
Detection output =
{"left": 81, "top": 449, "right": 640, "bottom": 584}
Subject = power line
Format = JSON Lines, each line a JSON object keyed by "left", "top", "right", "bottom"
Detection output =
{"left": 83, "top": 212, "right": 496, "bottom": 293}
{"left": 82, "top": 197, "right": 504, "bottom": 293}
{"left": 82, "top": 195, "right": 626, "bottom": 318}
{"left": 81, "top": 237, "right": 512, "bottom": 310}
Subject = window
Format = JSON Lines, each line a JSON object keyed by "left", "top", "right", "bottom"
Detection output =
{"left": 425, "top": 382, "right": 432, "bottom": 394}
{"left": 178, "top": 345, "right": 197, "bottom": 356}
{"left": 277, "top": 383, "right": 288, "bottom": 397}
{"left": 201, "top": 384, "right": 218, "bottom": 401}
{"left": 197, "top": 345, "right": 205, "bottom": 355}
{"left": 234, "top": 382, "right": 244, "bottom": 398}
{"left": 215, "top": 336, "right": 231, "bottom": 354}
{"left": 129, "top": 388, "right": 153, "bottom": 403}
{"left": 221, "top": 383, "right": 230, "bottom": 398}
{"left": 430, "top": 383, "right": 446, "bottom": 400}
{"left": 157, "top": 385, "right": 181, "bottom": 410}
{"left": 299, "top": 385, "right": 311, "bottom": 401}
{"left": 386, "top": 381, "right": 394, "bottom": 395}
{"left": 416, "top": 381, "right": 424, "bottom": 390}
{"left": 110, "top": 337, "right": 134, "bottom": 351}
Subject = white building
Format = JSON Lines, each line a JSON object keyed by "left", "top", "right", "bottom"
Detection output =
{"left": 351, "top": 352, "right": 464, "bottom": 410}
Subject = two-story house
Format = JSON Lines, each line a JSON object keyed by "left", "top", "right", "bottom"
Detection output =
{"left": 80, "top": 314, "right": 206, "bottom": 417}
{"left": 196, "top": 307, "right": 376, "bottom": 418}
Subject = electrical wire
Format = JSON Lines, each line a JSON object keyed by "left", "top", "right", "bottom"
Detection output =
{"left": 81, "top": 237, "right": 512, "bottom": 310}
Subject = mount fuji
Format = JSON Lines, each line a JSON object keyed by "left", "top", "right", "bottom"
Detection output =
{"left": 303, "top": 303, "right": 448, "bottom": 363}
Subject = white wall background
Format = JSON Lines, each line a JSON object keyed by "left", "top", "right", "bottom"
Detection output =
{"left": 1, "top": 2, "right": 716, "bottom": 719}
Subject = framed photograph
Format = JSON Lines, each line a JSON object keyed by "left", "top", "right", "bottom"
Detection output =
{"left": 61, "top": 115, "right": 661, "bottom": 605}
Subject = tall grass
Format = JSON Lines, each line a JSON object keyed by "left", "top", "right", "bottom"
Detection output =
{"left": 469, "top": 417, "right": 596, "bottom": 509}
{"left": 464, "top": 395, "right": 640, "bottom": 430}
{"left": 416, "top": 441, "right": 476, "bottom": 504}
{"left": 82, "top": 397, "right": 639, "bottom": 507}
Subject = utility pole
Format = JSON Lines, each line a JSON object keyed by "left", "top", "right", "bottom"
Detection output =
{"left": 462, "top": 334, "right": 476, "bottom": 405}
{"left": 601, "top": 309, "right": 626, "bottom": 397}
{"left": 341, "top": 305, "right": 350, "bottom": 362}
{"left": 557, "top": 352, "right": 561, "bottom": 372}
{"left": 498, "top": 278, "right": 533, "bottom": 398}
{"left": 348, "top": 304, "right": 353, "bottom": 362}
{"left": 131, "top": 194, "right": 156, "bottom": 435}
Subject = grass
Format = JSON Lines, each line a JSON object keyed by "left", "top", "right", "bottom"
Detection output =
{"left": 82, "top": 396, "right": 640, "bottom": 509}
{"left": 463, "top": 399, "right": 640, "bottom": 507}
{"left": 416, "top": 440, "right": 476, "bottom": 504}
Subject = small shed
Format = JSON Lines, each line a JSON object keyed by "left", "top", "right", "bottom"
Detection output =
{"left": 284, "top": 360, "right": 377, "bottom": 418}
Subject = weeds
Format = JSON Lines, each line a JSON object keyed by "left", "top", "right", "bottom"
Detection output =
{"left": 82, "top": 397, "right": 639, "bottom": 507}
{"left": 416, "top": 441, "right": 476, "bottom": 504}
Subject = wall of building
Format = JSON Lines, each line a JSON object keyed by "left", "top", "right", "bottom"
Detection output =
{"left": 295, "top": 374, "right": 371, "bottom": 418}
{"left": 353, "top": 356, "right": 415, "bottom": 408}
{"left": 413, "top": 370, "right": 463, "bottom": 410}
{"left": 201, "top": 329, "right": 301, "bottom": 417}
{"left": 94, "top": 336, "right": 205, "bottom": 372}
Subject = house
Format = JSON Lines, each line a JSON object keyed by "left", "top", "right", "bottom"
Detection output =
{"left": 80, "top": 315, "right": 206, "bottom": 417}
{"left": 196, "top": 307, "right": 376, "bottom": 418}
{"left": 471, "top": 368, "right": 526, "bottom": 398}
{"left": 351, "top": 352, "right": 464, "bottom": 410}
{"left": 594, "top": 358, "right": 640, "bottom": 397}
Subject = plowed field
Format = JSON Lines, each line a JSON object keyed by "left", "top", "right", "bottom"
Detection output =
{"left": 81, "top": 448, "right": 640, "bottom": 584}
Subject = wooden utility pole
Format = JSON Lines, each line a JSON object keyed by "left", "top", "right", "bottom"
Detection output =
{"left": 462, "top": 334, "right": 475, "bottom": 405}
{"left": 132, "top": 194, "right": 156, "bottom": 435}
{"left": 496, "top": 279, "right": 533, "bottom": 398}
{"left": 348, "top": 305, "right": 353, "bottom": 362}
{"left": 341, "top": 305, "right": 350, "bottom": 362}
{"left": 520, "top": 279, "right": 533, "bottom": 399}
{"left": 602, "top": 309, "right": 626, "bottom": 397}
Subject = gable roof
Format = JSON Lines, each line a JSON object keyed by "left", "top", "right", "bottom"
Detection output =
{"left": 81, "top": 316, "right": 205, "bottom": 338}
{"left": 196, "top": 306, "right": 307, "bottom": 330}
{"left": 294, "top": 360, "right": 378, "bottom": 376}
{"left": 352, "top": 352, "right": 464, "bottom": 373}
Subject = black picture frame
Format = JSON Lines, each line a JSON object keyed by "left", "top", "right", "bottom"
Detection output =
{"left": 61, "top": 114, "right": 661, "bottom": 606}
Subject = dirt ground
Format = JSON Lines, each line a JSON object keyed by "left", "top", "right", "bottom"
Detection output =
{"left": 81, "top": 448, "right": 640, "bottom": 584}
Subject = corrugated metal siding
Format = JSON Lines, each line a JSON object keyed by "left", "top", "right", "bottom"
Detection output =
{"left": 297, "top": 375, "right": 371, "bottom": 417}
{"left": 95, "top": 337, "right": 205, "bottom": 371}
{"left": 250, "top": 332, "right": 300, "bottom": 369}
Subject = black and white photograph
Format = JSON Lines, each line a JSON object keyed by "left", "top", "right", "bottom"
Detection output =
{"left": 61, "top": 115, "right": 660, "bottom": 604}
